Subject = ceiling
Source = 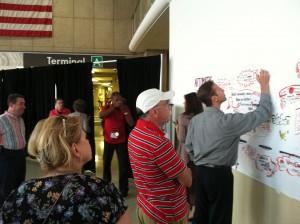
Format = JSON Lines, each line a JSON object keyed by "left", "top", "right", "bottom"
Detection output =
{"left": 132, "top": 8, "right": 169, "bottom": 52}
{"left": 92, "top": 68, "right": 117, "bottom": 87}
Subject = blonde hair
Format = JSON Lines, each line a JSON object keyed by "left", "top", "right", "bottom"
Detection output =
{"left": 28, "top": 116, "right": 82, "bottom": 170}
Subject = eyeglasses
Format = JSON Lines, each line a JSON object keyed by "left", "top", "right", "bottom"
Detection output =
{"left": 154, "top": 102, "right": 172, "bottom": 109}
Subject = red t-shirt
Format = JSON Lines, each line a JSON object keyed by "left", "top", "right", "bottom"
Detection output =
{"left": 48, "top": 108, "right": 71, "bottom": 117}
{"left": 128, "top": 119, "right": 188, "bottom": 224}
{"left": 101, "top": 105, "right": 129, "bottom": 144}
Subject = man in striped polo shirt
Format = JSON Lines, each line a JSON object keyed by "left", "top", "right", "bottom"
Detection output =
{"left": 128, "top": 88, "right": 192, "bottom": 224}
{"left": 0, "top": 93, "right": 26, "bottom": 206}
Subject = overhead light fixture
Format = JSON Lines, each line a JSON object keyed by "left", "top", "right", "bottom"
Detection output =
{"left": 92, "top": 78, "right": 98, "bottom": 82}
{"left": 100, "top": 83, "right": 111, "bottom": 87}
{"left": 91, "top": 69, "right": 95, "bottom": 74}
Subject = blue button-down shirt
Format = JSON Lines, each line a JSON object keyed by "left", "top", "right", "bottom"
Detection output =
{"left": 185, "top": 93, "right": 271, "bottom": 166}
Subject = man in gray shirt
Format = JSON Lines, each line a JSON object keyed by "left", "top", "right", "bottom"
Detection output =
{"left": 185, "top": 70, "right": 271, "bottom": 224}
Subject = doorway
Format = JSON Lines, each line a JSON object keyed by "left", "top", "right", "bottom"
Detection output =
{"left": 92, "top": 68, "right": 119, "bottom": 135}
{"left": 92, "top": 68, "right": 120, "bottom": 178}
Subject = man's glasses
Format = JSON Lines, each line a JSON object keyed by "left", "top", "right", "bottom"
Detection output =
{"left": 154, "top": 102, "right": 172, "bottom": 109}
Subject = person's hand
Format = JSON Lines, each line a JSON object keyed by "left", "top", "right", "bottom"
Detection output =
{"left": 256, "top": 69, "right": 270, "bottom": 84}
{"left": 119, "top": 104, "right": 128, "bottom": 113}
{"left": 175, "top": 122, "right": 179, "bottom": 134}
{"left": 120, "top": 104, "right": 134, "bottom": 126}
{"left": 256, "top": 69, "right": 270, "bottom": 94}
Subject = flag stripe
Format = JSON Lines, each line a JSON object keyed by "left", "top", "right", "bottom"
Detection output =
{"left": 0, "top": 0, "right": 52, "bottom": 37}
{"left": 0, "top": 0, "right": 51, "bottom": 6}
{"left": 0, "top": 17, "right": 52, "bottom": 25}
{"left": 0, "top": 29, "right": 51, "bottom": 37}
{"left": 0, "top": 10, "right": 52, "bottom": 18}
{"left": 0, "top": 3, "right": 52, "bottom": 12}
{"left": 0, "top": 23, "right": 52, "bottom": 31}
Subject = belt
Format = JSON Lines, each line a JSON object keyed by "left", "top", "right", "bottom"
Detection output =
{"left": 201, "top": 164, "right": 231, "bottom": 171}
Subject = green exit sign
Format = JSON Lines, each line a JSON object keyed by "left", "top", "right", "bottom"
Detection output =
{"left": 91, "top": 56, "right": 103, "bottom": 68}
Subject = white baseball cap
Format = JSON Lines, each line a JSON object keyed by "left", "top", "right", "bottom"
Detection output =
{"left": 136, "top": 88, "right": 175, "bottom": 113}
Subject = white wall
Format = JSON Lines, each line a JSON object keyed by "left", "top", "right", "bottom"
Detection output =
{"left": 170, "top": 0, "right": 300, "bottom": 111}
{"left": 169, "top": 0, "right": 300, "bottom": 223}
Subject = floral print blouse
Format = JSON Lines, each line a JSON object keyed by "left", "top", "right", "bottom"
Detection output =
{"left": 0, "top": 174, "right": 128, "bottom": 223}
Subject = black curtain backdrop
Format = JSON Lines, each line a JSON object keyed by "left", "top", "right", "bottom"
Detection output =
{"left": 0, "top": 63, "right": 95, "bottom": 172}
{"left": 0, "top": 68, "right": 31, "bottom": 140}
{"left": 55, "top": 63, "right": 93, "bottom": 111}
{"left": 0, "top": 72, "right": 3, "bottom": 113}
{"left": 117, "top": 55, "right": 161, "bottom": 122}
{"left": 54, "top": 63, "right": 95, "bottom": 171}
{"left": 28, "top": 66, "right": 56, "bottom": 133}
{"left": 117, "top": 55, "right": 161, "bottom": 178}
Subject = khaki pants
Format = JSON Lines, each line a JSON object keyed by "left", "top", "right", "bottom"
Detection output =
{"left": 136, "top": 206, "right": 188, "bottom": 224}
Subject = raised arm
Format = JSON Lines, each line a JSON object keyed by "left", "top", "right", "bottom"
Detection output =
{"left": 120, "top": 104, "right": 135, "bottom": 127}
{"left": 99, "top": 105, "right": 114, "bottom": 119}
{"left": 256, "top": 69, "right": 270, "bottom": 94}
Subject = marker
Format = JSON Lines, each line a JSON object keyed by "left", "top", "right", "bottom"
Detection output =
{"left": 279, "top": 151, "right": 300, "bottom": 159}
{"left": 235, "top": 162, "right": 239, "bottom": 169}
{"left": 239, "top": 139, "right": 247, "bottom": 143}
{"left": 258, "top": 145, "right": 272, "bottom": 150}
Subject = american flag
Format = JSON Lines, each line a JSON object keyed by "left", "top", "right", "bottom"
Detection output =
{"left": 0, "top": 0, "right": 52, "bottom": 37}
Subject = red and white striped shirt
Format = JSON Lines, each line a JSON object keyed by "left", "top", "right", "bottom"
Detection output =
{"left": 128, "top": 119, "right": 188, "bottom": 224}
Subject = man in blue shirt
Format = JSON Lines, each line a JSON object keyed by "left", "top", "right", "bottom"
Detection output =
{"left": 186, "top": 70, "right": 271, "bottom": 224}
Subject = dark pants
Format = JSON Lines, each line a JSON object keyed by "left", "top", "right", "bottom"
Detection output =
{"left": 187, "top": 161, "right": 196, "bottom": 207}
{"left": 0, "top": 148, "right": 26, "bottom": 206}
{"left": 193, "top": 165, "right": 233, "bottom": 224}
{"left": 103, "top": 141, "right": 128, "bottom": 193}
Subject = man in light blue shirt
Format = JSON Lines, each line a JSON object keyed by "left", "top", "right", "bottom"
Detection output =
{"left": 185, "top": 70, "right": 271, "bottom": 224}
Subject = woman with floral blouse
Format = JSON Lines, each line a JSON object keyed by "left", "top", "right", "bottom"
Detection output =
{"left": 0, "top": 116, "right": 131, "bottom": 224}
